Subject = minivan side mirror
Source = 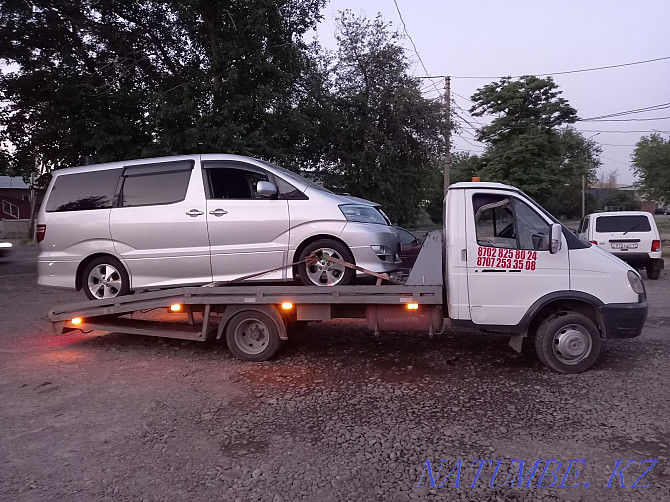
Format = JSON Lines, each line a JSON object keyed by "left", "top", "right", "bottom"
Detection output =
{"left": 550, "top": 223, "right": 562, "bottom": 254}
{"left": 256, "top": 181, "right": 277, "bottom": 198}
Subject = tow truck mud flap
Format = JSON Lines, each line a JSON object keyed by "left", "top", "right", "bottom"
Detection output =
{"left": 365, "top": 305, "right": 443, "bottom": 334}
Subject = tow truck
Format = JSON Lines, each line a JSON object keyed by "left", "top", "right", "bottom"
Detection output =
{"left": 48, "top": 182, "right": 648, "bottom": 374}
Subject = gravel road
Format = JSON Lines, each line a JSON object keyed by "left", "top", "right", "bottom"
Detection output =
{"left": 0, "top": 248, "right": 668, "bottom": 501}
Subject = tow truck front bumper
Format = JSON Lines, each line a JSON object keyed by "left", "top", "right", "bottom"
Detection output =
{"left": 599, "top": 296, "right": 648, "bottom": 339}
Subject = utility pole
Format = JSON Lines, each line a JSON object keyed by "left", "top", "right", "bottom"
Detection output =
{"left": 581, "top": 174, "right": 585, "bottom": 219}
{"left": 444, "top": 76, "right": 451, "bottom": 196}
{"left": 583, "top": 133, "right": 600, "bottom": 219}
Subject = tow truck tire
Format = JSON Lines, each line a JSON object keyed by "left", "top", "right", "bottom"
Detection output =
{"left": 297, "top": 239, "right": 355, "bottom": 287}
{"left": 646, "top": 266, "right": 661, "bottom": 280}
{"left": 535, "top": 311, "right": 601, "bottom": 374}
{"left": 82, "top": 256, "right": 130, "bottom": 300}
{"left": 225, "top": 311, "right": 281, "bottom": 362}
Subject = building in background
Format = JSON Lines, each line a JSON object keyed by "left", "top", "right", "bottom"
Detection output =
{"left": 0, "top": 176, "right": 44, "bottom": 239}
{"left": 0, "top": 176, "right": 33, "bottom": 220}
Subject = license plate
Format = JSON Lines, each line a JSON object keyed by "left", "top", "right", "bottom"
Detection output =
{"left": 611, "top": 243, "right": 637, "bottom": 249}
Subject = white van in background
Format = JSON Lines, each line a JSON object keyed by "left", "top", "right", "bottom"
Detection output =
{"left": 577, "top": 211, "right": 663, "bottom": 279}
{"left": 36, "top": 154, "right": 401, "bottom": 299}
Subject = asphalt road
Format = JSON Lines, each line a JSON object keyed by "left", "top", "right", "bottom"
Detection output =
{"left": 0, "top": 247, "right": 668, "bottom": 502}
{"left": 0, "top": 245, "right": 39, "bottom": 277}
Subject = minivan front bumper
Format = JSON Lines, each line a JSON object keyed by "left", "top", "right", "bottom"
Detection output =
{"left": 341, "top": 222, "right": 402, "bottom": 274}
{"left": 599, "top": 296, "right": 648, "bottom": 339}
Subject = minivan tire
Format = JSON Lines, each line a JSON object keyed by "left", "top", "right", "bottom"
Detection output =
{"left": 82, "top": 256, "right": 131, "bottom": 300}
{"left": 297, "top": 239, "right": 355, "bottom": 287}
{"left": 535, "top": 311, "right": 601, "bottom": 374}
{"left": 646, "top": 266, "right": 661, "bottom": 280}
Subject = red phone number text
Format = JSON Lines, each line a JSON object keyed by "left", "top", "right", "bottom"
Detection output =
{"left": 477, "top": 247, "right": 537, "bottom": 270}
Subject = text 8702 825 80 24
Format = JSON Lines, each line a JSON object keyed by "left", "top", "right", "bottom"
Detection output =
{"left": 477, "top": 247, "right": 538, "bottom": 271}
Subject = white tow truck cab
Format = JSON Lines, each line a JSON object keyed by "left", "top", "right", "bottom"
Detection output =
{"left": 48, "top": 182, "right": 648, "bottom": 374}
{"left": 439, "top": 182, "right": 646, "bottom": 372}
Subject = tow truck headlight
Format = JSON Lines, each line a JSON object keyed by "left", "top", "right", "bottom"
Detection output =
{"left": 627, "top": 271, "right": 645, "bottom": 295}
{"left": 339, "top": 205, "right": 387, "bottom": 225}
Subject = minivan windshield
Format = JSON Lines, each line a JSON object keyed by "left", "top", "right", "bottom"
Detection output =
{"left": 595, "top": 215, "right": 651, "bottom": 233}
{"left": 259, "top": 161, "right": 333, "bottom": 194}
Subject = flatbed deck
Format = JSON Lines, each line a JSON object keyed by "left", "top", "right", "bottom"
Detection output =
{"left": 48, "top": 284, "right": 444, "bottom": 339}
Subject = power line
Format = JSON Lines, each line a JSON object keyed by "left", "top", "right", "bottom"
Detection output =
{"left": 417, "top": 55, "right": 670, "bottom": 80}
{"left": 453, "top": 99, "right": 486, "bottom": 127}
{"left": 581, "top": 116, "right": 670, "bottom": 122}
{"left": 453, "top": 91, "right": 475, "bottom": 104}
{"left": 580, "top": 102, "right": 670, "bottom": 121}
{"left": 454, "top": 133, "right": 483, "bottom": 149}
{"left": 601, "top": 156, "right": 630, "bottom": 165}
{"left": 577, "top": 129, "right": 670, "bottom": 133}
{"left": 392, "top": 0, "right": 429, "bottom": 76}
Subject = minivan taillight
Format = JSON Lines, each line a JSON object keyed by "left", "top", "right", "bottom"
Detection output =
{"left": 36, "top": 224, "right": 46, "bottom": 243}
{"left": 589, "top": 240, "right": 597, "bottom": 245}
{"left": 652, "top": 240, "right": 661, "bottom": 252}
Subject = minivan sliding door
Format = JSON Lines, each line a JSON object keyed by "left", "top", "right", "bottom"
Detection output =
{"left": 109, "top": 159, "right": 213, "bottom": 288}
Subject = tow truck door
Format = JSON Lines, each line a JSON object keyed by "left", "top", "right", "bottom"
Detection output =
{"left": 464, "top": 190, "right": 569, "bottom": 326}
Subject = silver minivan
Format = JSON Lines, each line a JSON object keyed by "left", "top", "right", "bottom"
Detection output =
{"left": 37, "top": 154, "right": 401, "bottom": 298}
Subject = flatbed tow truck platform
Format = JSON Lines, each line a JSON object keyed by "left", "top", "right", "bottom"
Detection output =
{"left": 48, "top": 283, "right": 445, "bottom": 361}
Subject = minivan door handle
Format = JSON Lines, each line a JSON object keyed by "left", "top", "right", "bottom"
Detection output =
{"left": 208, "top": 209, "right": 228, "bottom": 217}
{"left": 185, "top": 209, "right": 205, "bottom": 217}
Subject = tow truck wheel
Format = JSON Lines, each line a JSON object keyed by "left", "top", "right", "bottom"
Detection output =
{"left": 82, "top": 256, "right": 130, "bottom": 300}
{"left": 225, "top": 311, "right": 280, "bottom": 362}
{"left": 297, "top": 239, "right": 355, "bottom": 287}
{"left": 535, "top": 311, "right": 601, "bottom": 374}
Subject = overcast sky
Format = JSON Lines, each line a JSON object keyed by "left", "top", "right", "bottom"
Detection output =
{"left": 313, "top": 0, "right": 670, "bottom": 185}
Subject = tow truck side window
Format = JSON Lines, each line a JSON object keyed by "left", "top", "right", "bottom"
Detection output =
{"left": 473, "top": 194, "right": 550, "bottom": 251}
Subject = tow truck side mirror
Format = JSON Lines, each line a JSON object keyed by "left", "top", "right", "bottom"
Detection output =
{"left": 550, "top": 223, "right": 562, "bottom": 254}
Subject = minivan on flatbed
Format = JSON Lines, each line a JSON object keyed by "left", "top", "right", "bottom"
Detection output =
{"left": 36, "top": 154, "right": 401, "bottom": 298}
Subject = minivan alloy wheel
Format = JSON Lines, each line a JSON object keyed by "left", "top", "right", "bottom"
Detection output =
{"left": 306, "top": 248, "right": 347, "bottom": 286}
{"left": 88, "top": 264, "right": 123, "bottom": 299}
{"left": 82, "top": 256, "right": 131, "bottom": 300}
{"left": 297, "top": 239, "right": 356, "bottom": 287}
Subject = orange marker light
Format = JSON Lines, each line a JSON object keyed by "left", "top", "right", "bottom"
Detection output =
{"left": 71, "top": 317, "right": 83, "bottom": 325}
{"left": 472, "top": 176, "right": 481, "bottom": 182}
{"left": 407, "top": 303, "right": 419, "bottom": 310}
{"left": 281, "top": 302, "right": 294, "bottom": 310}
{"left": 170, "top": 304, "right": 182, "bottom": 312}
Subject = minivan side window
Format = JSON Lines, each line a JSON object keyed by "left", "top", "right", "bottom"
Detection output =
{"left": 120, "top": 161, "right": 193, "bottom": 207}
{"left": 46, "top": 169, "right": 122, "bottom": 212}
{"left": 473, "top": 194, "right": 550, "bottom": 251}
{"left": 206, "top": 167, "right": 269, "bottom": 199}
{"left": 274, "top": 176, "right": 308, "bottom": 200}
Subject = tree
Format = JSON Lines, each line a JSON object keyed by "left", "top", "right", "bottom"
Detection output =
{"left": 318, "top": 11, "right": 449, "bottom": 225}
{"left": 423, "top": 152, "right": 483, "bottom": 223}
{"left": 632, "top": 134, "right": 670, "bottom": 203}
{"left": 0, "top": 0, "right": 327, "bottom": 182}
{"left": 468, "top": 76, "right": 598, "bottom": 217}
{"left": 470, "top": 75, "right": 577, "bottom": 143}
